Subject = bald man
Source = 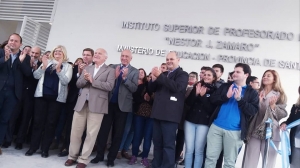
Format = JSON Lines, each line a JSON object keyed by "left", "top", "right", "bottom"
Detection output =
{"left": 2, "top": 46, "right": 41, "bottom": 150}
{"left": 65, "top": 48, "right": 115, "bottom": 168}
{"left": 149, "top": 52, "right": 188, "bottom": 168}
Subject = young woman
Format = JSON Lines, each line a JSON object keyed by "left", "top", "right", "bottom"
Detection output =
{"left": 184, "top": 68, "right": 217, "bottom": 168}
{"left": 25, "top": 45, "right": 72, "bottom": 158}
{"left": 243, "top": 69, "right": 287, "bottom": 168}
{"left": 280, "top": 86, "right": 300, "bottom": 168}
{"left": 129, "top": 68, "right": 153, "bottom": 168}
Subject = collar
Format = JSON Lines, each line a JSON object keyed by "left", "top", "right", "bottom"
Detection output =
{"left": 233, "top": 82, "right": 247, "bottom": 89}
{"left": 120, "top": 64, "right": 129, "bottom": 68}
{"left": 168, "top": 66, "right": 180, "bottom": 73}
{"left": 95, "top": 63, "right": 104, "bottom": 69}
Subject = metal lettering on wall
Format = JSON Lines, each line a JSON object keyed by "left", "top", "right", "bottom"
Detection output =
{"left": 119, "top": 21, "right": 300, "bottom": 70}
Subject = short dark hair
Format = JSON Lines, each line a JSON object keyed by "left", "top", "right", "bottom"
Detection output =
{"left": 212, "top": 64, "right": 224, "bottom": 73}
{"left": 234, "top": 63, "right": 251, "bottom": 76}
{"left": 201, "top": 66, "right": 210, "bottom": 71}
{"left": 189, "top": 71, "right": 199, "bottom": 81}
{"left": 161, "top": 63, "right": 166, "bottom": 66}
{"left": 8, "top": 33, "right": 22, "bottom": 43}
{"left": 23, "top": 45, "right": 31, "bottom": 50}
{"left": 246, "top": 76, "right": 258, "bottom": 85}
{"left": 229, "top": 71, "right": 234, "bottom": 77}
{"left": 82, "top": 48, "right": 94, "bottom": 56}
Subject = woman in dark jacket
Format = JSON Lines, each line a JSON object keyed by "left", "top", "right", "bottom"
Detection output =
{"left": 128, "top": 68, "right": 153, "bottom": 168}
{"left": 184, "top": 67, "right": 217, "bottom": 168}
{"left": 280, "top": 86, "right": 300, "bottom": 168}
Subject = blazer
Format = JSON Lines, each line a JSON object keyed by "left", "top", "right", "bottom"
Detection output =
{"left": 148, "top": 68, "right": 189, "bottom": 123}
{"left": 34, "top": 59, "right": 73, "bottom": 103}
{"left": 66, "top": 65, "right": 79, "bottom": 103}
{"left": 0, "top": 49, "right": 31, "bottom": 100}
{"left": 109, "top": 64, "right": 139, "bottom": 112}
{"left": 74, "top": 64, "right": 115, "bottom": 114}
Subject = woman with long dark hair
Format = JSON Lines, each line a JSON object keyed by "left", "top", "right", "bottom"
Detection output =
{"left": 128, "top": 68, "right": 153, "bottom": 168}
{"left": 184, "top": 67, "right": 217, "bottom": 168}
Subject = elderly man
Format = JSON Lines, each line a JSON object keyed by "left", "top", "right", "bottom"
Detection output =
{"left": 2, "top": 46, "right": 42, "bottom": 150}
{"left": 64, "top": 48, "right": 115, "bottom": 168}
{"left": 91, "top": 49, "right": 139, "bottom": 167}
{"left": 0, "top": 33, "right": 31, "bottom": 154}
{"left": 149, "top": 52, "right": 189, "bottom": 168}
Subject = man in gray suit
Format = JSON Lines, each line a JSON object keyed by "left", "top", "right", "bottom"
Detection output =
{"left": 64, "top": 48, "right": 115, "bottom": 168}
{"left": 91, "top": 49, "right": 139, "bottom": 167}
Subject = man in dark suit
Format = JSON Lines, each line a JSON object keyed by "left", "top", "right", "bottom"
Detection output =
{"left": 0, "top": 33, "right": 31, "bottom": 154}
{"left": 58, "top": 48, "right": 94, "bottom": 157}
{"left": 149, "top": 51, "right": 188, "bottom": 168}
{"left": 2, "top": 46, "right": 42, "bottom": 150}
{"left": 91, "top": 49, "right": 139, "bottom": 167}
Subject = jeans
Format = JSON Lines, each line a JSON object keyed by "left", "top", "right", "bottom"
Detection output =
{"left": 119, "top": 112, "right": 133, "bottom": 151}
{"left": 184, "top": 121, "right": 209, "bottom": 168}
{"left": 132, "top": 114, "right": 153, "bottom": 158}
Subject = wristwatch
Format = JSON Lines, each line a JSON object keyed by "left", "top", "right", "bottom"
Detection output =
{"left": 236, "top": 97, "right": 241, "bottom": 101}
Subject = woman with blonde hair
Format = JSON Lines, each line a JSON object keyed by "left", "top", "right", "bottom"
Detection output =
{"left": 243, "top": 69, "right": 287, "bottom": 168}
{"left": 25, "top": 45, "right": 72, "bottom": 158}
{"left": 280, "top": 86, "right": 300, "bottom": 168}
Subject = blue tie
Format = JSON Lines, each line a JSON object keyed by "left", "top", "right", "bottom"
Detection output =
{"left": 110, "top": 66, "right": 124, "bottom": 103}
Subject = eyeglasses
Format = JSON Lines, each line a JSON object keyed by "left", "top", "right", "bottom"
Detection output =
{"left": 252, "top": 82, "right": 260, "bottom": 85}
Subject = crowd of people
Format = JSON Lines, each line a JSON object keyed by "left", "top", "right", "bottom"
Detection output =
{"left": 0, "top": 33, "right": 299, "bottom": 168}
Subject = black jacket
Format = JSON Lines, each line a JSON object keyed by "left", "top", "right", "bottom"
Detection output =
{"left": 281, "top": 104, "right": 300, "bottom": 163}
{"left": 0, "top": 49, "right": 31, "bottom": 100}
{"left": 149, "top": 68, "right": 188, "bottom": 123}
{"left": 23, "top": 61, "right": 42, "bottom": 97}
{"left": 66, "top": 65, "right": 79, "bottom": 103}
{"left": 209, "top": 82, "right": 259, "bottom": 141}
{"left": 185, "top": 82, "right": 217, "bottom": 125}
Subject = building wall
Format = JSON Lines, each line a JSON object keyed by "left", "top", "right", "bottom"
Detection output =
{"left": 0, "top": 20, "right": 19, "bottom": 44}
{"left": 47, "top": 0, "right": 300, "bottom": 112}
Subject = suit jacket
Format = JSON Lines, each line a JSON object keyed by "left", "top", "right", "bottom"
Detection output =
{"left": 66, "top": 65, "right": 79, "bottom": 103}
{"left": 23, "top": 61, "right": 42, "bottom": 97}
{"left": 74, "top": 64, "right": 115, "bottom": 114}
{"left": 148, "top": 68, "right": 189, "bottom": 123}
{"left": 0, "top": 49, "right": 31, "bottom": 100}
{"left": 109, "top": 64, "right": 139, "bottom": 112}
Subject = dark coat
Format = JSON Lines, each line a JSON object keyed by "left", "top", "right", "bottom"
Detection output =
{"left": 281, "top": 104, "right": 300, "bottom": 163}
{"left": 185, "top": 82, "right": 217, "bottom": 126}
{"left": 0, "top": 49, "right": 31, "bottom": 100}
{"left": 149, "top": 68, "right": 189, "bottom": 123}
{"left": 66, "top": 65, "right": 79, "bottom": 103}
{"left": 209, "top": 82, "right": 259, "bottom": 141}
